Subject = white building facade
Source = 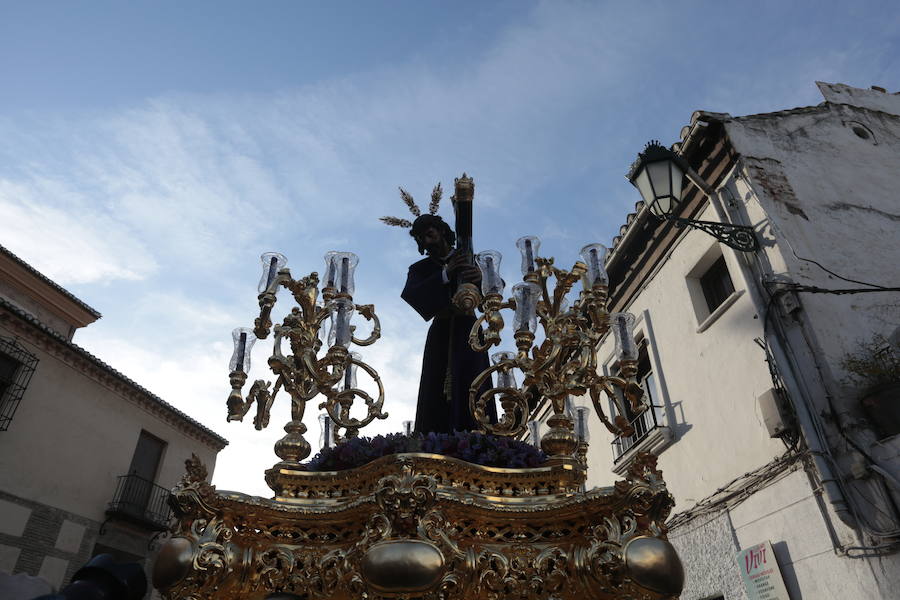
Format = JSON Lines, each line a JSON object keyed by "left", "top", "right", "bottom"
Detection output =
{"left": 0, "top": 245, "right": 228, "bottom": 595}
{"left": 581, "top": 82, "right": 900, "bottom": 600}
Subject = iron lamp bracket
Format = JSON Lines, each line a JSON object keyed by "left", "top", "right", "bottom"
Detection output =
{"left": 666, "top": 215, "right": 759, "bottom": 252}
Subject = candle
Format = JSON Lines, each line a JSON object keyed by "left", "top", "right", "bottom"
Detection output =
{"left": 265, "top": 256, "right": 278, "bottom": 290}
{"left": 484, "top": 256, "right": 495, "bottom": 290}
{"left": 235, "top": 332, "right": 247, "bottom": 372}
{"left": 333, "top": 299, "right": 352, "bottom": 347}
{"left": 524, "top": 239, "right": 534, "bottom": 272}
{"left": 340, "top": 257, "right": 350, "bottom": 293}
{"left": 325, "top": 257, "right": 336, "bottom": 288}
{"left": 589, "top": 249, "right": 600, "bottom": 284}
{"left": 344, "top": 363, "right": 353, "bottom": 390}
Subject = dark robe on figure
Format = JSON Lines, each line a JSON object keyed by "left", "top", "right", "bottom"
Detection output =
{"left": 402, "top": 256, "right": 496, "bottom": 433}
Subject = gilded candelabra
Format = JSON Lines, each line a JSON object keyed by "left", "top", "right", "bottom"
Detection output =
{"left": 469, "top": 239, "right": 646, "bottom": 463}
{"left": 226, "top": 251, "right": 387, "bottom": 480}
{"left": 157, "top": 195, "right": 685, "bottom": 599}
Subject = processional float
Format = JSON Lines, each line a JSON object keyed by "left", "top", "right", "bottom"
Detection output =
{"left": 152, "top": 176, "right": 684, "bottom": 600}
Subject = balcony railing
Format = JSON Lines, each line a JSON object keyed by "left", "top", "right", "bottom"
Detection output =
{"left": 611, "top": 404, "right": 664, "bottom": 463}
{"left": 107, "top": 473, "right": 172, "bottom": 530}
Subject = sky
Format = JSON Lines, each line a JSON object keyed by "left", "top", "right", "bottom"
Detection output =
{"left": 1, "top": 1, "right": 898, "bottom": 496}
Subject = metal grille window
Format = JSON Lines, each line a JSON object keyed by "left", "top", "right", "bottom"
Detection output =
{"left": 0, "top": 337, "right": 39, "bottom": 431}
{"left": 699, "top": 255, "right": 735, "bottom": 313}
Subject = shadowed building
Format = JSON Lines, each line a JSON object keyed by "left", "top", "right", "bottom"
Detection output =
{"left": 0, "top": 245, "right": 227, "bottom": 596}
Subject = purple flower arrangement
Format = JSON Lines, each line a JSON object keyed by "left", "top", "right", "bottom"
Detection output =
{"left": 306, "top": 430, "right": 547, "bottom": 472}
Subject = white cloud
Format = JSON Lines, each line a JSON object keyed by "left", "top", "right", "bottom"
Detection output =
{"left": 0, "top": 179, "right": 158, "bottom": 285}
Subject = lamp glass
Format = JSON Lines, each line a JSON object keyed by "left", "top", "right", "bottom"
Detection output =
{"left": 258, "top": 252, "right": 288, "bottom": 293}
{"left": 491, "top": 351, "right": 517, "bottom": 388}
{"left": 515, "top": 236, "right": 541, "bottom": 276}
{"left": 475, "top": 250, "right": 505, "bottom": 296}
{"left": 632, "top": 167, "right": 656, "bottom": 209}
{"left": 512, "top": 282, "right": 541, "bottom": 333}
{"left": 229, "top": 327, "right": 257, "bottom": 372}
{"left": 610, "top": 312, "right": 638, "bottom": 362}
{"left": 579, "top": 243, "right": 609, "bottom": 288}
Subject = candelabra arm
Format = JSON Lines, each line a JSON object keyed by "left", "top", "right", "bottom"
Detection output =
{"left": 254, "top": 269, "right": 292, "bottom": 339}
{"left": 589, "top": 382, "right": 629, "bottom": 437}
{"left": 318, "top": 354, "right": 387, "bottom": 438}
{"left": 226, "top": 370, "right": 248, "bottom": 421}
{"left": 350, "top": 304, "right": 381, "bottom": 346}
{"left": 468, "top": 361, "right": 529, "bottom": 436}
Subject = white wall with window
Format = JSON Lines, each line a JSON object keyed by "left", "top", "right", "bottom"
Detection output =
{"left": 581, "top": 202, "right": 782, "bottom": 513}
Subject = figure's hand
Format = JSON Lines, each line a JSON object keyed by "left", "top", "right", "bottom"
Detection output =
{"left": 445, "top": 252, "right": 470, "bottom": 272}
{"left": 446, "top": 252, "right": 482, "bottom": 285}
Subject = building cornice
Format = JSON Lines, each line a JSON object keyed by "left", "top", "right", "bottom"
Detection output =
{"left": 0, "top": 297, "right": 228, "bottom": 451}
{"left": 0, "top": 245, "right": 101, "bottom": 326}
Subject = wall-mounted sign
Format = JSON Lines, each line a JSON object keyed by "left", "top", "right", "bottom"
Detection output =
{"left": 736, "top": 540, "right": 791, "bottom": 600}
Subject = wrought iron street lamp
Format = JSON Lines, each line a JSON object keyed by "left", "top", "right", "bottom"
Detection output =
{"left": 628, "top": 140, "right": 758, "bottom": 252}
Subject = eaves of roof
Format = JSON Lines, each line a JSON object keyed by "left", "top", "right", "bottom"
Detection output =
{"left": 0, "top": 244, "right": 101, "bottom": 318}
{"left": 607, "top": 102, "right": 828, "bottom": 259}
{"left": 0, "top": 296, "right": 228, "bottom": 450}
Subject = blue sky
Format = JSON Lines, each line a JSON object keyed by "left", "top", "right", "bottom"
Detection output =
{"left": 1, "top": 1, "right": 898, "bottom": 495}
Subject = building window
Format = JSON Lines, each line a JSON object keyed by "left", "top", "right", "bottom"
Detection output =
{"left": 699, "top": 255, "right": 735, "bottom": 313}
{"left": 0, "top": 337, "right": 39, "bottom": 431}
{"left": 686, "top": 245, "right": 742, "bottom": 329}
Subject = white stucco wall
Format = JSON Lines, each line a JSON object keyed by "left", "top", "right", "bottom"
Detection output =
{"left": 583, "top": 203, "right": 783, "bottom": 512}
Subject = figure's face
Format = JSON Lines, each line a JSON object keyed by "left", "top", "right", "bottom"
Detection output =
{"left": 417, "top": 226, "right": 449, "bottom": 257}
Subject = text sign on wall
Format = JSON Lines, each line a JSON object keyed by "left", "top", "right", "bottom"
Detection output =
{"left": 736, "top": 541, "right": 791, "bottom": 600}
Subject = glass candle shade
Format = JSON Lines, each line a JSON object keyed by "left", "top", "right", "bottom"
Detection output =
{"left": 258, "top": 252, "right": 288, "bottom": 293}
{"left": 515, "top": 236, "right": 541, "bottom": 276}
{"left": 610, "top": 312, "right": 638, "bottom": 361}
{"left": 574, "top": 406, "right": 590, "bottom": 442}
{"left": 579, "top": 243, "right": 609, "bottom": 289}
{"left": 324, "top": 251, "right": 359, "bottom": 295}
{"left": 343, "top": 352, "right": 361, "bottom": 390}
{"left": 491, "top": 351, "right": 517, "bottom": 388}
{"left": 403, "top": 420, "right": 414, "bottom": 436}
{"left": 329, "top": 298, "right": 354, "bottom": 348}
{"left": 319, "top": 413, "right": 335, "bottom": 449}
{"left": 512, "top": 282, "right": 541, "bottom": 333}
{"left": 323, "top": 251, "right": 339, "bottom": 289}
{"left": 229, "top": 327, "right": 257, "bottom": 372}
{"left": 528, "top": 419, "right": 541, "bottom": 448}
{"left": 475, "top": 250, "right": 505, "bottom": 296}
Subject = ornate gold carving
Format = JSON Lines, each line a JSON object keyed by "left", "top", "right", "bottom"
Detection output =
{"left": 156, "top": 452, "right": 680, "bottom": 600}
{"left": 452, "top": 282, "right": 481, "bottom": 314}
{"left": 227, "top": 266, "right": 388, "bottom": 487}
{"left": 469, "top": 257, "right": 648, "bottom": 458}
